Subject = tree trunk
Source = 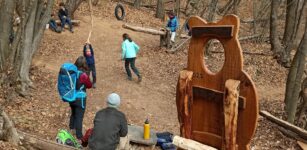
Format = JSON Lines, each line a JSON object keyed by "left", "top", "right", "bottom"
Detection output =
{"left": 232, "top": 0, "right": 240, "bottom": 15}
{"left": 20, "top": 0, "right": 53, "bottom": 94}
{"left": 281, "top": 0, "right": 302, "bottom": 66}
{"left": 134, "top": 0, "right": 141, "bottom": 9}
{"left": 0, "top": 0, "right": 54, "bottom": 95}
{"left": 156, "top": 0, "right": 165, "bottom": 20}
{"left": 201, "top": 0, "right": 218, "bottom": 21}
{"left": 65, "top": 0, "right": 84, "bottom": 19}
{"left": 285, "top": 19, "right": 307, "bottom": 124}
{"left": 184, "top": 0, "right": 191, "bottom": 15}
{"left": 270, "top": 0, "right": 282, "bottom": 56}
{"left": 296, "top": 77, "right": 307, "bottom": 129}
{"left": 252, "top": 0, "right": 257, "bottom": 34}
{"left": 200, "top": 0, "right": 218, "bottom": 56}
{"left": 0, "top": 0, "right": 15, "bottom": 72}
{"left": 0, "top": 109, "right": 20, "bottom": 145}
{"left": 174, "top": 0, "right": 180, "bottom": 17}
{"left": 92, "top": 0, "right": 99, "bottom": 6}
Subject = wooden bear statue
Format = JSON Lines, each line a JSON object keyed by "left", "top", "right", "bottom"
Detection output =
{"left": 176, "top": 15, "right": 258, "bottom": 150}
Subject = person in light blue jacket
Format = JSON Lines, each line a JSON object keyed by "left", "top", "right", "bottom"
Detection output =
{"left": 122, "top": 33, "right": 142, "bottom": 82}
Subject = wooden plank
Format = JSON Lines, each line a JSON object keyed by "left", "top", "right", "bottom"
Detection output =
{"left": 298, "top": 141, "right": 307, "bottom": 150}
{"left": 223, "top": 79, "right": 240, "bottom": 150}
{"left": 172, "top": 136, "right": 218, "bottom": 150}
{"left": 191, "top": 25, "right": 233, "bottom": 38}
{"left": 193, "top": 87, "right": 246, "bottom": 109}
{"left": 122, "top": 24, "right": 165, "bottom": 35}
{"left": 55, "top": 20, "right": 80, "bottom": 26}
{"left": 260, "top": 110, "right": 307, "bottom": 139}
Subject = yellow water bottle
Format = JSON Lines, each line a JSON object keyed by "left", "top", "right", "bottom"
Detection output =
{"left": 143, "top": 118, "right": 150, "bottom": 140}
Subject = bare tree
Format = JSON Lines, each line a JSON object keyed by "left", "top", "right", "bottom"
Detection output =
{"left": 0, "top": 0, "right": 54, "bottom": 95}
{"left": 232, "top": 0, "right": 240, "bottom": 15}
{"left": 0, "top": 0, "right": 15, "bottom": 71}
{"left": 270, "top": 0, "right": 282, "bottom": 57}
{"left": 285, "top": 20, "right": 307, "bottom": 124}
{"left": 65, "top": 0, "right": 84, "bottom": 19}
{"left": 174, "top": 0, "right": 180, "bottom": 17}
{"left": 134, "top": 0, "right": 141, "bottom": 9}
{"left": 156, "top": 0, "right": 165, "bottom": 19}
{"left": 279, "top": 0, "right": 305, "bottom": 67}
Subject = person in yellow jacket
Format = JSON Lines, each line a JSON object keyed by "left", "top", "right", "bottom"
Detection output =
{"left": 121, "top": 33, "right": 142, "bottom": 82}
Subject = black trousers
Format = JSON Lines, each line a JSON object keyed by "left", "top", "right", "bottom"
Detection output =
{"left": 125, "top": 58, "right": 140, "bottom": 78}
{"left": 69, "top": 99, "right": 86, "bottom": 139}
{"left": 88, "top": 64, "right": 96, "bottom": 84}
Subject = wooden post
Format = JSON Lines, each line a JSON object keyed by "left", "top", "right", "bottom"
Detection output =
{"left": 165, "top": 28, "right": 171, "bottom": 48}
{"left": 176, "top": 70, "right": 193, "bottom": 138}
{"left": 223, "top": 79, "right": 240, "bottom": 150}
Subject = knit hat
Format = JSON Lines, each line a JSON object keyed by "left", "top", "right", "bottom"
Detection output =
{"left": 107, "top": 93, "right": 121, "bottom": 108}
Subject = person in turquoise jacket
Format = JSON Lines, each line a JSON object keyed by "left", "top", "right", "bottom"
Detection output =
{"left": 166, "top": 11, "right": 178, "bottom": 43}
{"left": 121, "top": 33, "right": 142, "bottom": 82}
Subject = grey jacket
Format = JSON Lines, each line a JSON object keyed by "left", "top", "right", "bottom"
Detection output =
{"left": 89, "top": 107, "right": 128, "bottom": 150}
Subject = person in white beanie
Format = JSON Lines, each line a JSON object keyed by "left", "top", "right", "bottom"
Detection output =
{"left": 88, "top": 93, "right": 128, "bottom": 150}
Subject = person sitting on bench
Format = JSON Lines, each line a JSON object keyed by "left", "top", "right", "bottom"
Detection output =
{"left": 83, "top": 93, "right": 128, "bottom": 150}
{"left": 58, "top": 2, "right": 73, "bottom": 33}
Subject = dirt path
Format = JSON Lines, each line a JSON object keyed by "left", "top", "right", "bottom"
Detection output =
{"left": 34, "top": 16, "right": 180, "bottom": 134}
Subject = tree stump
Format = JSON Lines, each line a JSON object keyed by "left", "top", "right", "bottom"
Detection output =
{"left": 160, "top": 28, "right": 171, "bottom": 48}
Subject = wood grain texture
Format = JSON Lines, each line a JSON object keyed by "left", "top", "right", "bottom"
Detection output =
{"left": 176, "top": 70, "right": 194, "bottom": 139}
{"left": 223, "top": 79, "right": 240, "bottom": 150}
{"left": 173, "top": 135, "right": 218, "bottom": 150}
{"left": 176, "top": 15, "right": 259, "bottom": 150}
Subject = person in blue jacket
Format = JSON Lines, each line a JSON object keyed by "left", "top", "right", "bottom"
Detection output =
{"left": 121, "top": 33, "right": 142, "bottom": 82}
{"left": 83, "top": 42, "right": 96, "bottom": 88}
{"left": 166, "top": 11, "right": 178, "bottom": 43}
{"left": 49, "top": 14, "right": 61, "bottom": 33}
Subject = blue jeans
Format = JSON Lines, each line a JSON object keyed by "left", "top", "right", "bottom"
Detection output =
{"left": 125, "top": 58, "right": 140, "bottom": 78}
{"left": 60, "top": 16, "right": 73, "bottom": 30}
{"left": 49, "top": 20, "right": 60, "bottom": 33}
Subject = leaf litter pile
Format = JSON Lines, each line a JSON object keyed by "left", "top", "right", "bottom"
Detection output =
{"left": 0, "top": 1, "right": 301, "bottom": 149}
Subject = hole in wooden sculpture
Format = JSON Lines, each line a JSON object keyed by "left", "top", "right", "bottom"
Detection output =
{"left": 203, "top": 39, "right": 225, "bottom": 74}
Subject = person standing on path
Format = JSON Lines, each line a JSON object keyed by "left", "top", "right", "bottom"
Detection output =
{"left": 70, "top": 56, "right": 92, "bottom": 140}
{"left": 166, "top": 11, "right": 178, "bottom": 44}
{"left": 83, "top": 42, "right": 97, "bottom": 88}
{"left": 121, "top": 33, "right": 142, "bottom": 82}
{"left": 88, "top": 93, "right": 128, "bottom": 150}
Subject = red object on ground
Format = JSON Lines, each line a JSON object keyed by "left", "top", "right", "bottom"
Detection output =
{"left": 81, "top": 128, "right": 93, "bottom": 147}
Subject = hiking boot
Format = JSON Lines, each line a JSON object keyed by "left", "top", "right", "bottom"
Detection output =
{"left": 138, "top": 76, "right": 142, "bottom": 82}
{"left": 93, "top": 83, "right": 96, "bottom": 88}
{"left": 70, "top": 29, "right": 74, "bottom": 33}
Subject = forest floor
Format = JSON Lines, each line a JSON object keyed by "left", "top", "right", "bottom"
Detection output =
{"left": 0, "top": 1, "right": 302, "bottom": 150}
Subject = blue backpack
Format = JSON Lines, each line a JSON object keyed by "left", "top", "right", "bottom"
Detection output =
{"left": 57, "top": 63, "right": 86, "bottom": 107}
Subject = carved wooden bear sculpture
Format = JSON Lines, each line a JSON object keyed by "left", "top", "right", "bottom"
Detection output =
{"left": 176, "top": 15, "right": 259, "bottom": 150}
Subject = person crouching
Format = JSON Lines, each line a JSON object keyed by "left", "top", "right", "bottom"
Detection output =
{"left": 88, "top": 93, "right": 128, "bottom": 150}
